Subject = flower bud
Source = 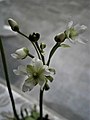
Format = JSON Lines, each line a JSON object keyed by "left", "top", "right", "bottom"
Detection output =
{"left": 44, "top": 83, "right": 50, "bottom": 91}
{"left": 8, "top": 18, "right": 19, "bottom": 32}
{"left": 40, "top": 42, "right": 46, "bottom": 49}
{"left": 11, "top": 47, "right": 29, "bottom": 59}
{"left": 29, "top": 33, "right": 40, "bottom": 42}
{"left": 54, "top": 33, "right": 66, "bottom": 43}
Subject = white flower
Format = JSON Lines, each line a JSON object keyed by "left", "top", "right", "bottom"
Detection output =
{"left": 65, "top": 21, "right": 88, "bottom": 44}
{"left": 13, "top": 58, "right": 54, "bottom": 92}
{"left": 11, "top": 47, "right": 29, "bottom": 59}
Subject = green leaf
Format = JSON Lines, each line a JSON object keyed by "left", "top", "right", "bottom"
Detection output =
{"left": 30, "top": 105, "right": 39, "bottom": 119}
{"left": 31, "top": 111, "right": 39, "bottom": 119}
{"left": 60, "top": 44, "right": 70, "bottom": 48}
{"left": 46, "top": 76, "right": 53, "bottom": 82}
{"left": 24, "top": 116, "right": 35, "bottom": 120}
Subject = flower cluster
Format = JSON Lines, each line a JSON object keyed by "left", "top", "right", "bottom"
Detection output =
{"left": 10, "top": 19, "right": 87, "bottom": 93}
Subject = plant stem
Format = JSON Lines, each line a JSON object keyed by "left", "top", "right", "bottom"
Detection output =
{"left": 0, "top": 37, "right": 19, "bottom": 120}
{"left": 47, "top": 42, "right": 60, "bottom": 66}
{"left": 35, "top": 42, "right": 45, "bottom": 65}
{"left": 39, "top": 88, "right": 44, "bottom": 120}
{"left": 28, "top": 53, "right": 34, "bottom": 58}
{"left": 18, "top": 31, "right": 29, "bottom": 39}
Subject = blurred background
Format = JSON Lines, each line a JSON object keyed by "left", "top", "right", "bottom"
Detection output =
{"left": 0, "top": 0, "right": 90, "bottom": 120}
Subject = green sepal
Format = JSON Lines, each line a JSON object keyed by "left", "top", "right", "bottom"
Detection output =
{"left": 46, "top": 76, "right": 53, "bottom": 82}
{"left": 44, "top": 83, "right": 50, "bottom": 91}
{"left": 26, "top": 65, "right": 34, "bottom": 73}
{"left": 24, "top": 116, "right": 35, "bottom": 120}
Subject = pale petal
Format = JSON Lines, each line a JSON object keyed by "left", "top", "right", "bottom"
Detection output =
{"left": 78, "top": 25, "right": 87, "bottom": 34}
{"left": 22, "top": 83, "right": 35, "bottom": 92}
{"left": 24, "top": 77, "right": 37, "bottom": 85}
{"left": 22, "top": 78, "right": 37, "bottom": 92}
{"left": 38, "top": 78, "right": 45, "bottom": 87}
{"left": 68, "top": 38, "right": 76, "bottom": 44}
{"left": 81, "top": 25, "right": 87, "bottom": 30}
{"left": 16, "top": 48, "right": 26, "bottom": 57}
{"left": 13, "top": 65, "right": 27, "bottom": 75}
{"left": 76, "top": 37, "right": 88, "bottom": 44}
{"left": 18, "top": 65, "right": 27, "bottom": 73}
{"left": 43, "top": 65, "right": 50, "bottom": 76}
{"left": 32, "top": 58, "right": 43, "bottom": 69}
{"left": 67, "top": 21, "right": 73, "bottom": 29}
{"left": 11, "top": 53, "right": 20, "bottom": 59}
{"left": 40, "top": 81, "right": 46, "bottom": 90}
{"left": 13, "top": 69, "right": 21, "bottom": 75}
{"left": 74, "top": 24, "right": 81, "bottom": 32}
{"left": 22, "top": 84, "right": 31, "bottom": 92}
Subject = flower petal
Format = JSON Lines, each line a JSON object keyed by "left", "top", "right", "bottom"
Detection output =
{"left": 43, "top": 65, "right": 50, "bottom": 76}
{"left": 13, "top": 69, "right": 20, "bottom": 75}
{"left": 32, "top": 58, "right": 43, "bottom": 69}
{"left": 22, "top": 84, "right": 32, "bottom": 92}
{"left": 81, "top": 25, "right": 87, "bottom": 30}
{"left": 11, "top": 53, "right": 20, "bottom": 59}
{"left": 74, "top": 24, "right": 87, "bottom": 34}
{"left": 74, "top": 24, "right": 81, "bottom": 32}
{"left": 13, "top": 65, "right": 27, "bottom": 75}
{"left": 76, "top": 37, "right": 88, "bottom": 44}
{"left": 22, "top": 78, "right": 37, "bottom": 92}
{"left": 67, "top": 21, "right": 73, "bottom": 29}
{"left": 68, "top": 38, "right": 76, "bottom": 44}
{"left": 38, "top": 80, "right": 45, "bottom": 86}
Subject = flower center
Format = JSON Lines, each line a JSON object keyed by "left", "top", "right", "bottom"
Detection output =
{"left": 33, "top": 72, "right": 39, "bottom": 79}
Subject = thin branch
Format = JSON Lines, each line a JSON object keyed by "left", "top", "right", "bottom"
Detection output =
{"left": 0, "top": 37, "right": 19, "bottom": 120}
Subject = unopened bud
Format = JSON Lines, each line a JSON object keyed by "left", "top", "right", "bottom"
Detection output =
{"left": 54, "top": 33, "right": 66, "bottom": 43}
{"left": 8, "top": 18, "right": 19, "bottom": 32}
{"left": 44, "top": 83, "right": 50, "bottom": 91}
{"left": 29, "top": 33, "right": 40, "bottom": 42}
{"left": 40, "top": 43, "right": 46, "bottom": 49}
{"left": 11, "top": 47, "right": 29, "bottom": 59}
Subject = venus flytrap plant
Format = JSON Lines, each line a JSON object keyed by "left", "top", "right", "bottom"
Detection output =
{"left": 0, "top": 18, "right": 87, "bottom": 120}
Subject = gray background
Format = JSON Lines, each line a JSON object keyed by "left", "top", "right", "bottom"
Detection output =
{"left": 0, "top": 0, "right": 90, "bottom": 120}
